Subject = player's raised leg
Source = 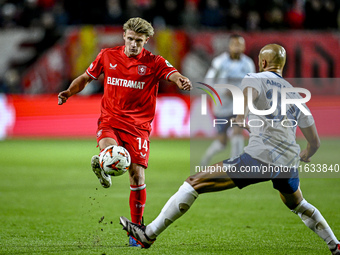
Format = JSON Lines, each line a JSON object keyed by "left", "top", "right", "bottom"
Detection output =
{"left": 91, "top": 137, "right": 118, "bottom": 188}
{"left": 120, "top": 161, "right": 236, "bottom": 248}
{"left": 280, "top": 187, "right": 340, "bottom": 254}
{"left": 91, "top": 155, "right": 112, "bottom": 188}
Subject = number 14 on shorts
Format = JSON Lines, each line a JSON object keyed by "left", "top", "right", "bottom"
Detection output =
{"left": 136, "top": 137, "right": 148, "bottom": 152}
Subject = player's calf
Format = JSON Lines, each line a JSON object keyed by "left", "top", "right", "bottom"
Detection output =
{"left": 292, "top": 199, "right": 339, "bottom": 253}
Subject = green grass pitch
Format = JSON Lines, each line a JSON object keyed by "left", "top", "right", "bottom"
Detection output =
{"left": 0, "top": 138, "right": 339, "bottom": 255}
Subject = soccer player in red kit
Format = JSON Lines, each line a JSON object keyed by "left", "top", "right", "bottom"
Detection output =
{"left": 57, "top": 17, "right": 192, "bottom": 246}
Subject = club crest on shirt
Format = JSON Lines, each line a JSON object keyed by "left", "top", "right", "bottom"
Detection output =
{"left": 138, "top": 65, "right": 147, "bottom": 75}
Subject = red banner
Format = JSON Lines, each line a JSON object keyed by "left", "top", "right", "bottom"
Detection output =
{"left": 1, "top": 94, "right": 340, "bottom": 139}
{"left": 2, "top": 94, "right": 191, "bottom": 138}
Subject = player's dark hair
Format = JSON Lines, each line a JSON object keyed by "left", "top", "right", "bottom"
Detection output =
{"left": 229, "top": 34, "right": 243, "bottom": 41}
{"left": 228, "top": 34, "right": 245, "bottom": 48}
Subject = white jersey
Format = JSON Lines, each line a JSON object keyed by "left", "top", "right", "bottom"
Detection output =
{"left": 240, "top": 71, "right": 315, "bottom": 167}
{"left": 205, "top": 52, "right": 255, "bottom": 117}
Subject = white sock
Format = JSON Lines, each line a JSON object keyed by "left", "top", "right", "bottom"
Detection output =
{"left": 292, "top": 199, "right": 339, "bottom": 250}
{"left": 146, "top": 182, "right": 198, "bottom": 239}
{"left": 201, "top": 140, "right": 225, "bottom": 166}
{"left": 230, "top": 135, "right": 244, "bottom": 157}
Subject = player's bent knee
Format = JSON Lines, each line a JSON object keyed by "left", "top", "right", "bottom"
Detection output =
{"left": 98, "top": 138, "right": 118, "bottom": 150}
{"left": 185, "top": 176, "right": 194, "bottom": 184}
{"left": 129, "top": 172, "right": 144, "bottom": 184}
{"left": 185, "top": 176, "right": 200, "bottom": 190}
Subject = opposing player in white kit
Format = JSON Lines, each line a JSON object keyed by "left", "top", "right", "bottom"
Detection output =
{"left": 120, "top": 44, "right": 340, "bottom": 254}
{"left": 201, "top": 34, "right": 255, "bottom": 166}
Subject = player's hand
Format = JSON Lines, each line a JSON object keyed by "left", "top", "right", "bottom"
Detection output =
{"left": 178, "top": 77, "right": 192, "bottom": 91}
{"left": 299, "top": 149, "right": 311, "bottom": 162}
{"left": 58, "top": 90, "right": 71, "bottom": 105}
{"left": 231, "top": 116, "right": 250, "bottom": 133}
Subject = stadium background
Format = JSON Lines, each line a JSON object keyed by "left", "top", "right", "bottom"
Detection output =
{"left": 1, "top": 0, "right": 340, "bottom": 254}
{"left": 1, "top": 0, "right": 340, "bottom": 139}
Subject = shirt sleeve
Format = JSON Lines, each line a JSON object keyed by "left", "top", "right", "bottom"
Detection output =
{"left": 204, "top": 54, "right": 226, "bottom": 82}
{"left": 247, "top": 58, "right": 256, "bottom": 73}
{"left": 154, "top": 55, "right": 178, "bottom": 81}
{"left": 240, "top": 73, "right": 262, "bottom": 96}
{"left": 297, "top": 105, "right": 315, "bottom": 128}
{"left": 86, "top": 49, "right": 105, "bottom": 80}
{"left": 204, "top": 66, "right": 218, "bottom": 80}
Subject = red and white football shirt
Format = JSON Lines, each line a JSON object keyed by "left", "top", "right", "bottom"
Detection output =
{"left": 86, "top": 46, "right": 178, "bottom": 137}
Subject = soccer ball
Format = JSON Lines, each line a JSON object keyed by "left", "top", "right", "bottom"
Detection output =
{"left": 99, "top": 145, "right": 131, "bottom": 176}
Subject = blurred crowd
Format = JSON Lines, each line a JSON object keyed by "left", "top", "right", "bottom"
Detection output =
{"left": 0, "top": 0, "right": 339, "bottom": 31}
{"left": 0, "top": 0, "right": 339, "bottom": 94}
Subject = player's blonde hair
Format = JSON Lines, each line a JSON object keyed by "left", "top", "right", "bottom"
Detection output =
{"left": 123, "top": 17, "right": 154, "bottom": 37}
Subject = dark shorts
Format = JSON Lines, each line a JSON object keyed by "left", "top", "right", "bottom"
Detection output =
{"left": 223, "top": 153, "right": 300, "bottom": 194}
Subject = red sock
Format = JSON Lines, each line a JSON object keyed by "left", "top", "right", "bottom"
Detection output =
{"left": 129, "top": 184, "right": 146, "bottom": 224}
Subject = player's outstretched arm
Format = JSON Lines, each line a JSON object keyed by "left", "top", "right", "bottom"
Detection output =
{"left": 58, "top": 72, "right": 93, "bottom": 105}
{"left": 168, "top": 72, "right": 192, "bottom": 91}
{"left": 299, "top": 124, "right": 321, "bottom": 162}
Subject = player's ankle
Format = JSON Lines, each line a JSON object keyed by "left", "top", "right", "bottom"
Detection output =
{"left": 145, "top": 225, "right": 157, "bottom": 240}
{"left": 328, "top": 240, "right": 339, "bottom": 250}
